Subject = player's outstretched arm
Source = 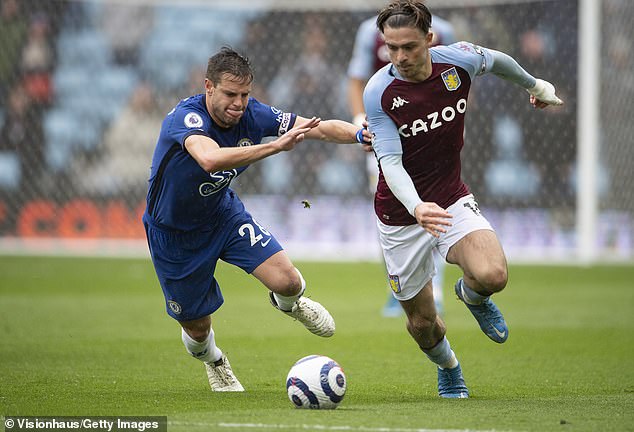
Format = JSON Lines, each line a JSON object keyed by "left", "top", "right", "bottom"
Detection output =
{"left": 487, "top": 49, "right": 563, "bottom": 108}
{"left": 300, "top": 116, "right": 371, "bottom": 145}
{"left": 271, "top": 117, "right": 321, "bottom": 152}
{"left": 185, "top": 117, "right": 319, "bottom": 173}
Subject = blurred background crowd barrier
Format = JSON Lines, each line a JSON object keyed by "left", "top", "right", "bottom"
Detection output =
{"left": 0, "top": 0, "right": 631, "bottom": 262}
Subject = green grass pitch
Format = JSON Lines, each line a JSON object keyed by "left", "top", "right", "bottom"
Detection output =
{"left": 1, "top": 255, "right": 632, "bottom": 431}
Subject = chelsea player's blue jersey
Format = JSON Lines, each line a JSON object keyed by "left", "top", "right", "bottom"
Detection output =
{"left": 144, "top": 94, "right": 296, "bottom": 231}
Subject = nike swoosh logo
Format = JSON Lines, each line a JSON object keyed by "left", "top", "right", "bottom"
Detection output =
{"left": 491, "top": 326, "right": 506, "bottom": 339}
{"left": 261, "top": 238, "right": 272, "bottom": 247}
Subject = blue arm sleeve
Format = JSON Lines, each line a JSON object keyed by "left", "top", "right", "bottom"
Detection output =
{"left": 488, "top": 49, "right": 536, "bottom": 89}
{"left": 380, "top": 154, "right": 423, "bottom": 216}
{"left": 435, "top": 42, "right": 537, "bottom": 89}
{"left": 362, "top": 68, "right": 403, "bottom": 160}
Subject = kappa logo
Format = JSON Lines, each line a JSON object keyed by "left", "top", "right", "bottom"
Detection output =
{"left": 390, "top": 96, "right": 409, "bottom": 110}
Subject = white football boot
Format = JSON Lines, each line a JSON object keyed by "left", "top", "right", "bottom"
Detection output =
{"left": 270, "top": 292, "right": 335, "bottom": 337}
{"left": 205, "top": 354, "right": 245, "bottom": 392}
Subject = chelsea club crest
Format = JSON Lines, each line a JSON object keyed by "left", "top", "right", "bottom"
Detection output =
{"left": 237, "top": 138, "right": 254, "bottom": 147}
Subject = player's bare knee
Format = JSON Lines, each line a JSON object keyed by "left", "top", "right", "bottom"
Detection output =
{"left": 482, "top": 266, "right": 508, "bottom": 293}
{"left": 183, "top": 327, "right": 209, "bottom": 342}
{"left": 407, "top": 314, "right": 446, "bottom": 349}
{"left": 406, "top": 314, "right": 436, "bottom": 339}
{"left": 180, "top": 317, "right": 211, "bottom": 342}
{"left": 273, "top": 267, "right": 302, "bottom": 297}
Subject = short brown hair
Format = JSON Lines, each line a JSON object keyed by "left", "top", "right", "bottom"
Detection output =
{"left": 206, "top": 47, "right": 253, "bottom": 85}
{"left": 376, "top": 1, "right": 432, "bottom": 35}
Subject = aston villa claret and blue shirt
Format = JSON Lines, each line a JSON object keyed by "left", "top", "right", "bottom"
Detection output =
{"left": 363, "top": 42, "right": 495, "bottom": 226}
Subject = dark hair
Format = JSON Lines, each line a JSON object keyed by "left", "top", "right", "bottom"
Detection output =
{"left": 206, "top": 47, "right": 253, "bottom": 85}
{"left": 376, "top": 0, "right": 432, "bottom": 35}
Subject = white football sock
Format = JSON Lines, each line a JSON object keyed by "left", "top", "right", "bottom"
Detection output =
{"left": 423, "top": 336, "right": 459, "bottom": 370}
{"left": 272, "top": 268, "right": 306, "bottom": 312}
{"left": 459, "top": 278, "right": 488, "bottom": 305}
{"left": 181, "top": 327, "right": 222, "bottom": 364}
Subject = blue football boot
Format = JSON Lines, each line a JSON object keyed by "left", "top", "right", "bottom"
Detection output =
{"left": 437, "top": 363, "right": 469, "bottom": 398}
{"left": 455, "top": 278, "right": 508, "bottom": 343}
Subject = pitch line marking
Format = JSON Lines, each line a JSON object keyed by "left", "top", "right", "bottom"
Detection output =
{"left": 220, "top": 425, "right": 495, "bottom": 432}
{"left": 170, "top": 421, "right": 502, "bottom": 432}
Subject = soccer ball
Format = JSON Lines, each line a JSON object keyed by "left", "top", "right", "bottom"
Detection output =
{"left": 286, "top": 355, "right": 346, "bottom": 409}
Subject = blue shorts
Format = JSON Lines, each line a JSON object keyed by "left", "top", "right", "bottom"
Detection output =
{"left": 143, "top": 201, "right": 283, "bottom": 321}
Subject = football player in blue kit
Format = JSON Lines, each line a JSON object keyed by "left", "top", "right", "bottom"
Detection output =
{"left": 363, "top": 1, "right": 563, "bottom": 397}
{"left": 143, "top": 47, "right": 370, "bottom": 391}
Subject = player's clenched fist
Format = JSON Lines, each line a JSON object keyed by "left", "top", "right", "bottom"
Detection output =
{"left": 527, "top": 78, "right": 563, "bottom": 109}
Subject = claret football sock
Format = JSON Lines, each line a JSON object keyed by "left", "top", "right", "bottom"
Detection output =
{"left": 181, "top": 327, "right": 222, "bottom": 363}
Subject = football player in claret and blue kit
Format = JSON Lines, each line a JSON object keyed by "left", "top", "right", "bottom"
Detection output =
{"left": 143, "top": 47, "right": 370, "bottom": 392}
{"left": 363, "top": 0, "right": 563, "bottom": 398}
{"left": 347, "top": 10, "right": 456, "bottom": 318}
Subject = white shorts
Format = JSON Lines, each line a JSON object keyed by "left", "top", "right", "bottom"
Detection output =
{"left": 377, "top": 194, "right": 493, "bottom": 301}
